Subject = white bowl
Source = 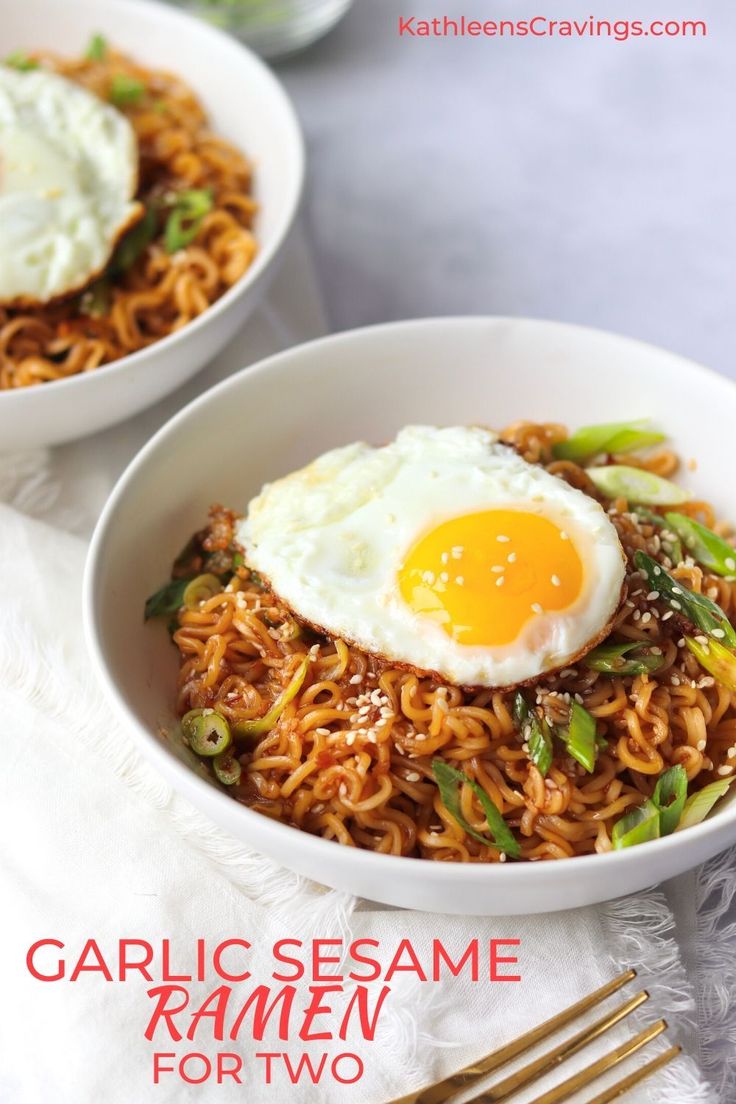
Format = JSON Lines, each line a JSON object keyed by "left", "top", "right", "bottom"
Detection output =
{"left": 1, "top": 0, "right": 303, "bottom": 451}
{"left": 84, "top": 317, "right": 736, "bottom": 915}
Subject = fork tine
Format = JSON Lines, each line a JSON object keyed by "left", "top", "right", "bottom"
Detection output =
{"left": 580, "top": 1044, "right": 681, "bottom": 1104}
{"left": 390, "top": 969, "right": 636, "bottom": 1104}
{"left": 519, "top": 1020, "right": 669, "bottom": 1104}
{"left": 456, "top": 991, "right": 649, "bottom": 1104}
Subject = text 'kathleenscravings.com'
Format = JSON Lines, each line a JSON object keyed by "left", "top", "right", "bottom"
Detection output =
{"left": 397, "top": 15, "right": 707, "bottom": 42}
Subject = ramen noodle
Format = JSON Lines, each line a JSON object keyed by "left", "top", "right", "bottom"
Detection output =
{"left": 0, "top": 42, "right": 256, "bottom": 389}
{"left": 147, "top": 422, "right": 736, "bottom": 861}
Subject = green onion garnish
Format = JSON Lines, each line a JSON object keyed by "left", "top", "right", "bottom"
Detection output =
{"left": 85, "top": 33, "right": 107, "bottom": 61}
{"left": 559, "top": 701, "right": 597, "bottom": 773}
{"left": 109, "top": 73, "right": 145, "bottom": 106}
{"left": 213, "top": 749, "right": 242, "bottom": 786}
{"left": 612, "top": 799, "right": 661, "bottom": 849}
{"left": 514, "top": 693, "right": 553, "bottom": 777}
{"left": 182, "top": 709, "right": 231, "bottom": 757}
{"left": 182, "top": 573, "right": 223, "bottom": 610}
{"left": 432, "top": 759, "right": 520, "bottom": 858}
{"left": 163, "top": 188, "right": 213, "bottom": 253}
{"left": 553, "top": 420, "right": 664, "bottom": 463}
{"left": 633, "top": 506, "right": 683, "bottom": 565}
{"left": 684, "top": 636, "right": 736, "bottom": 693}
{"left": 584, "top": 640, "right": 665, "bottom": 677}
{"left": 634, "top": 551, "right": 736, "bottom": 646}
{"left": 144, "top": 575, "right": 195, "bottom": 621}
{"left": 652, "top": 764, "right": 688, "bottom": 836}
{"left": 234, "top": 656, "right": 309, "bottom": 743}
{"left": 79, "top": 277, "right": 112, "bottom": 318}
{"left": 109, "top": 207, "right": 157, "bottom": 274}
{"left": 678, "top": 776, "right": 734, "bottom": 831}
{"left": 587, "top": 466, "right": 691, "bottom": 506}
{"left": 664, "top": 513, "right": 736, "bottom": 579}
{"left": 5, "top": 50, "right": 38, "bottom": 71}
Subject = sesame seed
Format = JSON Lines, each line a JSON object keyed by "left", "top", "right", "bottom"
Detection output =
{"left": 697, "top": 739, "right": 707, "bottom": 751}
{"left": 654, "top": 566, "right": 662, "bottom": 576}
{"left": 349, "top": 673, "right": 363, "bottom": 685}
{"left": 708, "top": 587, "right": 719, "bottom": 598}
{"left": 531, "top": 602, "right": 543, "bottom": 614}
{"left": 441, "top": 552, "right": 449, "bottom": 565}
{"left": 671, "top": 675, "right": 681, "bottom": 685}
{"left": 695, "top": 635, "right": 709, "bottom": 646}
{"left": 551, "top": 575, "right": 561, "bottom": 587}
{"left": 455, "top": 576, "right": 464, "bottom": 586}
{"left": 405, "top": 771, "right": 421, "bottom": 782}
{"left": 560, "top": 531, "right": 569, "bottom": 541}
{"left": 315, "top": 727, "right": 330, "bottom": 736}
{"left": 717, "top": 765, "right": 734, "bottom": 776}
{"left": 641, "top": 612, "right": 652, "bottom": 624}
{"left": 662, "top": 610, "right": 674, "bottom": 621}
{"left": 496, "top": 576, "right": 505, "bottom": 587}
{"left": 633, "top": 610, "right": 641, "bottom": 621}
{"left": 647, "top": 591, "right": 660, "bottom": 601}
{"left": 677, "top": 638, "right": 686, "bottom": 648}
{"left": 439, "top": 572, "right": 449, "bottom": 583}
{"left": 452, "top": 546, "right": 464, "bottom": 557}
{"left": 713, "top": 629, "right": 726, "bottom": 639}
{"left": 496, "top": 535, "right": 511, "bottom": 543}
{"left": 728, "top": 747, "right": 736, "bottom": 759}
{"left": 671, "top": 600, "right": 682, "bottom": 611}
{"left": 672, "top": 587, "right": 682, "bottom": 595}
{"left": 574, "top": 693, "right": 584, "bottom": 704}
{"left": 507, "top": 552, "right": 517, "bottom": 563}
{"left": 727, "top": 559, "right": 736, "bottom": 572}
{"left": 346, "top": 732, "right": 356, "bottom": 745}
{"left": 651, "top": 647, "right": 662, "bottom": 655}
{"left": 499, "top": 852, "right": 507, "bottom": 863}
{"left": 492, "top": 565, "right": 505, "bottom": 573}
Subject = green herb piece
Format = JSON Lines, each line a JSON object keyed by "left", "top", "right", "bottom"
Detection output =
{"left": 664, "top": 513, "right": 736, "bottom": 579}
{"left": 633, "top": 507, "right": 684, "bottom": 565}
{"left": 587, "top": 466, "right": 690, "bottom": 506}
{"left": 652, "top": 764, "right": 688, "bottom": 835}
{"left": 232, "top": 551, "right": 244, "bottom": 570}
{"left": 559, "top": 701, "right": 597, "bottom": 773}
{"left": 109, "top": 73, "right": 145, "bottom": 106}
{"left": 685, "top": 637, "right": 736, "bottom": 693}
{"left": 584, "top": 640, "right": 665, "bottom": 677}
{"left": 164, "top": 188, "right": 214, "bottom": 253}
{"left": 431, "top": 760, "right": 520, "bottom": 858}
{"left": 79, "top": 277, "right": 112, "bottom": 318}
{"left": 144, "top": 576, "right": 195, "bottom": 621}
{"left": 85, "top": 33, "right": 107, "bottom": 60}
{"left": 612, "top": 799, "right": 661, "bottom": 849}
{"left": 213, "top": 749, "right": 242, "bottom": 786}
{"left": 234, "top": 656, "right": 309, "bottom": 743}
{"left": 182, "top": 709, "right": 231, "bottom": 757}
{"left": 634, "top": 551, "right": 736, "bottom": 646}
{"left": 514, "top": 692, "right": 553, "bottom": 777}
{"left": 183, "top": 573, "right": 223, "bottom": 609}
{"left": 553, "top": 420, "right": 664, "bottom": 463}
{"left": 678, "top": 777, "right": 734, "bottom": 831}
{"left": 109, "top": 207, "right": 157, "bottom": 274}
{"left": 5, "top": 51, "right": 38, "bottom": 71}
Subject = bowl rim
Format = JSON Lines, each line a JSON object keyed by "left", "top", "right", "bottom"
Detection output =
{"left": 83, "top": 315, "right": 736, "bottom": 883}
{"left": 0, "top": 0, "right": 305, "bottom": 401}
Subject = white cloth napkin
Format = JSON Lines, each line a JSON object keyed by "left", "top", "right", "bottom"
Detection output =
{"left": 0, "top": 237, "right": 733, "bottom": 1103}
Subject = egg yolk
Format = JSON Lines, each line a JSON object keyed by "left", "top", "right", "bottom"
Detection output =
{"left": 398, "top": 509, "right": 584, "bottom": 646}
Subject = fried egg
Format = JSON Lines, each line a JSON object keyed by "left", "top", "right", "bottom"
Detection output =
{"left": 239, "top": 426, "right": 626, "bottom": 688}
{"left": 0, "top": 65, "right": 141, "bottom": 306}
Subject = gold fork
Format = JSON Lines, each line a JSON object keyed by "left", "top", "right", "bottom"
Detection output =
{"left": 388, "top": 969, "right": 680, "bottom": 1104}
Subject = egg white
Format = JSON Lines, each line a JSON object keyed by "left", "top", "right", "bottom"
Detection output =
{"left": 0, "top": 65, "right": 142, "bottom": 305}
{"left": 238, "top": 426, "right": 626, "bottom": 688}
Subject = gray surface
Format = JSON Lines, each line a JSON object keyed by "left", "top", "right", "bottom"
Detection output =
{"left": 278, "top": 0, "right": 735, "bottom": 376}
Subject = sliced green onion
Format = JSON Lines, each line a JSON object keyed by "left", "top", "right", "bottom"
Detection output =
{"left": 678, "top": 777, "right": 734, "bottom": 831}
{"left": 553, "top": 420, "right": 664, "bottom": 462}
{"left": 587, "top": 466, "right": 690, "bottom": 506}
{"left": 234, "top": 656, "right": 309, "bottom": 743}
{"left": 164, "top": 189, "right": 213, "bottom": 253}
{"left": 5, "top": 51, "right": 38, "bottom": 71}
{"left": 685, "top": 637, "right": 736, "bottom": 693}
{"left": 559, "top": 701, "right": 597, "bottom": 773}
{"left": 634, "top": 551, "right": 736, "bottom": 647}
{"left": 110, "top": 207, "right": 157, "bottom": 274}
{"left": 652, "top": 764, "right": 688, "bottom": 836}
{"left": 664, "top": 513, "right": 736, "bottom": 579}
{"left": 213, "top": 749, "right": 242, "bottom": 786}
{"left": 514, "top": 692, "right": 552, "bottom": 777}
{"left": 85, "top": 33, "right": 107, "bottom": 60}
{"left": 431, "top": 759, "right": 520, "bottom": 858}
{"left": 182, "top": 709, "right": 231, "bottom": 757}
{"left": 232, "top": 551, "right": 245, "bottom": 570}
{"left": 144, "top": 576, "right": 194, "bottom": 621}
{"left": 79, "top": 278, "right": 112, "bottom": 318}
{"left": 183, "top": 573, "right": 223, "bottom": 609}
{"left": 584, "top": 640, "right": 665, "bottom": 676}
{"left": 109, "top": 73, "right": 145, "bottom": 106}
{"left": 633, "top": 507, "right": 683, "bottom": 565}
{"left": 612, "top": 799, "right": 661, "bottom": 849}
